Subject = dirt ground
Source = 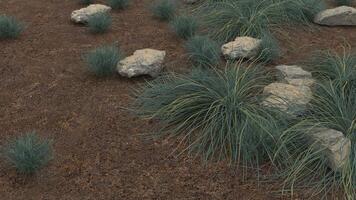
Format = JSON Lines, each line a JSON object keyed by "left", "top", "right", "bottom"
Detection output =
{"left": 0, "top": 0, "right": 355, "bottom": 199}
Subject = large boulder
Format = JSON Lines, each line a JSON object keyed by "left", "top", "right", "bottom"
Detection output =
{"left": 314, "top": 6, "right": 356, "bottom": 26}
{"left": 275, "top": 65, "right": 315, "bottom": 87}
{"left": 221, "top": 36, "right": 261, "bottom": 60}
{"left": 71, "top": 4, "right": 111, "bottom": 24}
{"left": 262, "top": 83, "right": 312, "bottom": 115}
{"left": 117, "top": 49, "right": 166, "bottom": 78}
{"left": 307, "top": 128, "right": 351, "bottom": 172}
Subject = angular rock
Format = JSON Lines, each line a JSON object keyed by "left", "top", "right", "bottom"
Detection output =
{"left": 221, "top": 36, "right": 261, "bottom": 60}
{"left": 117, "top": 49, "right": 166, "bottom": 78}
{"left": 276, "top": 65, "right": 312, "bottom": 79}
{"left": 262, "top": 83, "right": 312, "bottom": 115}
{"left": 275, "top": 65, "right": 315, "bottom": 87}
{"left": 314, "top": 6, "right": 356, "bottom": 26}
{"left": 71, "top": 4, "right": 111, "bottom": 24}
{"left": 284, "top": 78, "right": 315, "bottom": 88}
{"left": 308, "top": 128, "right": 351, "bottom": 172}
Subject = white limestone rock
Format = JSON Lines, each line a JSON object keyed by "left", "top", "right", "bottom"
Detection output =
{"left": 221, "top": 36, "right": 261, "bottom": 60}
{"left": 307, "top": 128, "right": 351, "bottom": 172}
{"left": 71, "top": 4, "right": 111, "bottom": 24}
{"left": 117, "top": 49, "right": 166, "bottom": 78}
{"left": 314, "top": 6, "right": 356, "bottom": 26}
{"left": 275, "top": 65, "right": 315, "bottom": 87}
{"left": 262, "top": 83, "right": 312, "bottom": 115}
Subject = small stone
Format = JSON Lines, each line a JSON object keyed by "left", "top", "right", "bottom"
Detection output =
{"left": 262, "top": 83, "right": 312, "bottom": 115}
{"left": 221, "top": 36, "right": 261, "bottom": 60}
{"left": 307, "top": 128, "right": 351, "bottom": 172}
{"left": 314, "top": 6, "right": 356, "bottom": 26}
{"left": 117, "top": 49, "right": 166, "bottom": 78}
{"left": 71, "top": 4, "right": 111, "bottom": 24}
{"left": 275, "top": 65, "right": 315, "bottom": 87}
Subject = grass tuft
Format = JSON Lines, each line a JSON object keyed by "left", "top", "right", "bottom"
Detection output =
{"left": 0, "top": 15, "right": 23, "bottom": 40}
{"left": 335, "top": 0, "right": 353, "bottom": 6}
{"left": 196, "top": 0, "right": 326, "bottom": 42}
{"left": 185, "top": 35, "right": 220, "bottom": 67}
{"left": 151, "top": 0, "right": 176, "bottom": 21}
{"left": 4, "top": 132, "right": 52, "bottom": 174}
{"left": 108, "top": 0, "right": 130, "bottom": 10}
{"left": 134, "top": 63, "right": 286, "bottom": 167}
{"left": 275, "top": 49, "right": 356, "bottom": 199}
{"left": 305, "top": 49, "right": 356, "bottom": 89}
{"left": 257, "top": 31, "right": 280, "bottom": 63}
{"left": 170, "top": 15, "right": 198, "bottom": 39}
{"left": 87, "top": 12, "right": 112, "bottom": 34}
{"left": 79, "top": 0, "right": 93, "bottom": 5}
{"left": 276, "top": 81, "right": 356, "bottom": 199}
{"left": 84, "top": 44, "right": 122, "bottom": 76}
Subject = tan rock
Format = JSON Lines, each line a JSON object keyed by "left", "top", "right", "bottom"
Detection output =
{"left": 221, "top": 36, "right": 261, "bottom": 60}
{"left": 117, "top": 49, "right": 166, "bottom": 78}
{"left": 71, "top": 4, "right": 111, "bottom": 24}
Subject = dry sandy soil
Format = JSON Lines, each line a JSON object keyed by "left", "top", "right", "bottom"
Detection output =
{"left": 0, "top": 0, "right": 355, "bottom": 199}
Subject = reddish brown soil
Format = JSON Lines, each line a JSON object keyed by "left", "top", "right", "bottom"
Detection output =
{"left": 0, "top": 0, "right": 355, "bottom": 199}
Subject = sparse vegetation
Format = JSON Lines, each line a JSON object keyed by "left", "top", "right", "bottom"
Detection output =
{"left": 84, "top": 44, "right": 122, "bottom": 76}
{"left": 170, "top": 15, "right": 198, "bottom": 39}
{"left": 151, "top": 0, "right": 176, "bottom": 21}
{"left": 108, "top": 0, "right": 129, "bottom": 10}
{"left": 185, "top": 35, "right": 220, "bottom": 67}
{"left": 2, "top": 0, "right": 356, "bottom": 198}
{"left": 0, "top": 15, "right": 23, "bottom": 39}
{"left": 87, "top": 12, "right": 112, "bottom": 34}
{"left": 4, "top": 132, "right": 52, "bottom": 174}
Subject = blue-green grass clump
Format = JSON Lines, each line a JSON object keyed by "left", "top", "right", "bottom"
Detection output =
{"left": 335, "top": 0, "right": 353, "bottom": 6}
{"left": 84, "top": 44, "right": 122, "bottom": 76}
{"left": 79, "top": 0, "right": 93, "bottom": 5}
{"left": 151, "top": 0, "right": 176, "bottom": 21}
{"left": 306, "top": 49, "right": 356, "bottom": 88}
{"left": 87, "top": 12, "right": 112, "bottom": 34}
{"left": 108, "top": 0, "right": 129, "bottom": 10}
{"left": 170, "top": 15, "right": 198, "bottom": 39}
{"left": 0, "top": 15, "right": 23, "bottom": 39}
{"left": 197, "top": 0, "right": 326, "bottom": 42}
{"left": 276, "top": 49, "right": 356, "bottom": 199}
{"left": 4, "top": 132, "right": 52, "bottom": 174}
{"left": 135, "top": 63, "right": 286, "bottom": 166}
{"left": 185, "top": 35, "right": 220, "bottom": 67}
{"left": 257, "top": 31, "right": 280, "bottom": 63}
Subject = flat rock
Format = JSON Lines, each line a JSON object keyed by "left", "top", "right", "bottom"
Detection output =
{"left": 276, "top": 65, "right": 315, "bottom": 87}
{"left": 221, "top": 36, "right": 261, "bottom": 60}
{"left": 284, "top": 78, "right": 315, "bottom": 88}
{"left": 307, "top": 128, "right": 351, "bottom": 171}
{"left": 117, "top": 49, "right": 166, "bottom": 78}
{"left": 71, "top": 4, "right": 111, "bottom": 24}
{"left": 262, "top": 83, "right": 312, "bottom": 115}
{"left": 314, "top": 6, "right": 356, "bottom": 26}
